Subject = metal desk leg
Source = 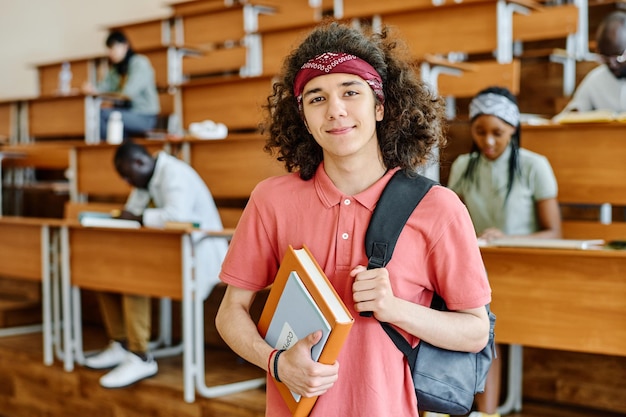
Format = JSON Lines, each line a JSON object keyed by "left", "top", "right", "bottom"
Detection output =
{"left": 187, "top": 234, "right": 265, "bottom": 402}
{"left": 60, "top": 226, "right": 74, "bottom": 371}
{"left": 498, "top": 344, "right": 523, "bottom": 415}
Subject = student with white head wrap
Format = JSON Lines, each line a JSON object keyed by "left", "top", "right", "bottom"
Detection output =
{"left": 445, "top": 86, "right": 562, "bottom": 417}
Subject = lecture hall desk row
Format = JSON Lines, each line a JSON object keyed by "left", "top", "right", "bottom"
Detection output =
{"left": 0, "top": 215, "right": 265, "bottom": 403}
{"left": 1, "top": 217, "right": 625, "bottom": 402}
{"left": 4, "top": 121, "right": 626, "bottom": 404}
{"left": 18, "top": 0, "right": 580, "bottom": 140}
{"left": 4, "top": 121, "right": 626, "bottom": 220}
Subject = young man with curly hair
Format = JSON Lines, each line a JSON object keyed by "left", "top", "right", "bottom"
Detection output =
{"left": 216, "top": 21, "right": 492, "bottom": 416}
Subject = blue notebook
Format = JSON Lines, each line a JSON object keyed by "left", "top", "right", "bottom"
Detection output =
{"left": 264, "top": 271, "right": 331, "bottom": 401}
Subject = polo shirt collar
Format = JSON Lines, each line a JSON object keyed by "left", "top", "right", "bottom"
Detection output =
{"left": 313, "top": 162, "right": 400, "bottom": 212}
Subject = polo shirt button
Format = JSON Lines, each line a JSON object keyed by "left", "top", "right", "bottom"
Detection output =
{"left": 344, "top": 199, "right": 351, "bottom": 205}
{"left": 342, "top": 233, "right": 349, "bottom": 240}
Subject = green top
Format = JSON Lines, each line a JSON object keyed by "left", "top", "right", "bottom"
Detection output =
{"left": 97, "top": 54, "right": 160, "bottom": 115}
{"left": 448, "top": 146, "right": 558, "bottom": 236}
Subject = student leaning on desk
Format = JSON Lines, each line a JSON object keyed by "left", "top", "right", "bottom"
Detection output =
{"left": 443, "top": 86, "right": 562, "bottom": 417}
{"left": 83, "top": 141, "right": 228, "bottom": 389}
{"left": 81, "top": 31, "right": 160, "bottom": 140}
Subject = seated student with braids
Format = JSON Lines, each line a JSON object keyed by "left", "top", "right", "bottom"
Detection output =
{"left": 439, "top": 86, "right": 562, "bottom": 417}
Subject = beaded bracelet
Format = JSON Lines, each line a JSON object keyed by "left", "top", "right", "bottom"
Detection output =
{"left": 273, "top": 349, "right": 286, "bottom": 383}
{"left": 267, "top": 349, "right": 278, "bottom": 377}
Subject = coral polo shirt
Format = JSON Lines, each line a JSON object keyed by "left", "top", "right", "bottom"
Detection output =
{"left": 220, "top": 163, "right": 491, "bottom": 417}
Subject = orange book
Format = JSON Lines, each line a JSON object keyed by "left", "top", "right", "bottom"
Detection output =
{"left": 257, "top": 245, "right": 354, "bottom": 417}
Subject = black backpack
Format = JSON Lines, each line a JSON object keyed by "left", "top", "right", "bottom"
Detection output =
{"left": 364, "top": 170, "right": 496, "bottom": 414}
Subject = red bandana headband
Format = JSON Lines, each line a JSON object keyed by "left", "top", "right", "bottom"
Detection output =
{"left": 293, "top": 52, "right": 385, "bottom": 109}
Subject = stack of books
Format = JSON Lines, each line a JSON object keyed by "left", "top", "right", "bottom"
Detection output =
{"left": 258, "top": 245, "right": 354, "bottom": 417}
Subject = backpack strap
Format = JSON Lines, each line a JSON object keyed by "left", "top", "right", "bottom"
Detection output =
{"left": 365, "top": 171, "right": 436, "bottom": 268}
{"left": 363, "top": 170, "right": 437, "bottom": 369}
{"left": 361, "top": 171, "right": 436, "bottom": 317}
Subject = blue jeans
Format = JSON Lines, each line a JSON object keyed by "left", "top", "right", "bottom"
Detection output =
{"left": 100, "top": 107, "right": 157, "bottom": 141}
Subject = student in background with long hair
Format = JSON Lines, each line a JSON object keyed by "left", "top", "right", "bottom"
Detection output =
{"left": 82, "top": 31, "right": 160, "bottom": 140}
{"left": 445, "top": 86, "right": 561, "bottom": 417}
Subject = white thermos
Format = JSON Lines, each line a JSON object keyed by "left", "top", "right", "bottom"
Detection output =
{"left": 106, "top": 111, "right": 124, "bottom": 144}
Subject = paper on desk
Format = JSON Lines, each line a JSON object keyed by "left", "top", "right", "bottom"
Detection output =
{"left": 487, "top": 237, "right": 605, "bottom": 250}
{"left": 80, "top": 217, "right": 141, "bottom": 229}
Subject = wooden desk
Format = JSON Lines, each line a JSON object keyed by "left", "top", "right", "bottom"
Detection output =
{"left": 522, "top": 123, "right": 626, "bottom": 206}
{"left": 25, "top": 94, "right": 101, "bottom": 142}
{"left": 481, "top": 246, "right": 626, "bottom": 356}
{"left": 522, "top": 123, "right": 626, "bottom": 240}
{"left": 481, "top": 245, "right": 626, "bottom": 413}
{"left": 0, "top": 217, "right": 63, "bottom": 366}
{"left": 60, "top": 223, "right": 265, "bottom": 401}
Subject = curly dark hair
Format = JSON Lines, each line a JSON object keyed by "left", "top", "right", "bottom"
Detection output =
{"left": 262, "top": 20, "right": 448, "bottom": 180}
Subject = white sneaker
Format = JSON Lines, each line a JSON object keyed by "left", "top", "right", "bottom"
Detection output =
{"left": 84, "top": 341, "right": 127, "bottom": 369}
{"left": 99, "top": 352, "right": 158, "bottom": 388}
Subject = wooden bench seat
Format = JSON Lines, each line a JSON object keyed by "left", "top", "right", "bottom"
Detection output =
{"left": 336, "top": 0, "right": 491, "bottom": 19}
{"left": 381, "top": 1, "right": 579, "bottom": 62}
{"left": 109, "top": 17, "right": 172, "bottom": 51}
{"left": 141, "top": 47, "right": 176, "bottom": 88}
{"left": 182, "top": 44, "right": 248, "bottom": 77}
{"left": 169, "top": 0, "right": 236, "bottom": 16}
{"left": 513, "top": 3, "right": 579, "bottom": 44}
{"left": 260, "top": 25, "right": 317, "bottom": 76}
{"left": 428, "top": 58, "right": 521, "bottom": 97}
{"left": 257, "top": 0, "right": 324, "bottom": 33}
{"left": 180, "top": 75, "right": 273, "bottom": 132}
{"left": 382, "top": 2, "right": 501, "bottom": 59}
{"left": 174, "top": 4, "right": 267, "bottom": 49}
